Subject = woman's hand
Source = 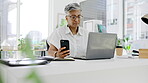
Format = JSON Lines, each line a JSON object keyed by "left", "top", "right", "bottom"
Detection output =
{"left": 56, "top": 47, "right": 70, "bottom": 58}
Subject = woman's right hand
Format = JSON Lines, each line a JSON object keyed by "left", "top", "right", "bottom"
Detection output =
{"left": 55, "top": 47, "right": 70, "bottom": 58}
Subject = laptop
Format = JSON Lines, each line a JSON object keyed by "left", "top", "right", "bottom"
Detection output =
{"left": 73, "top": 32, "right": 117, "bottom": 60}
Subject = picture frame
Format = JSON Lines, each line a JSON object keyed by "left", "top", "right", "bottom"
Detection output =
{"left": 57, "top": 13, "right": 67, "bottom": 28}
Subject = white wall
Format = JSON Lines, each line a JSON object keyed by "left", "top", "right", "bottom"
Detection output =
{"left": 53, "top": 0, "right": 74, "bottom": 30}
{"left": 48, "top": 0, "right": 74, "bottom": 36}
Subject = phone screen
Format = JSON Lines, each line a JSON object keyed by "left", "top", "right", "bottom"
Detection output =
{"left": 60, "top": 40, "right": 69, "bottom": 52}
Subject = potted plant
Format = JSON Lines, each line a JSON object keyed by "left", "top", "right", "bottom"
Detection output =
{"left": 17, "top": 38, "right": 26, "bottom": 59}
{"left": 123, "top": 37, "right": 132, "bottom": 56}
{"left": 18, "top": 38, "right": 25, "bottom": 50}
{"left": 116, "top": 39, "right": 123, "bottom": 56}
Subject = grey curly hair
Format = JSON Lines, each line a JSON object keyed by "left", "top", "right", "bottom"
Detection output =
{"left": 64, "top": 3, "right": 81, "bottom": 14}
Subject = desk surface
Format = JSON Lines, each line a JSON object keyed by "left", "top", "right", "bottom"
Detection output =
{"left": 1, "top": 57, "right": 148, "bottom": 83}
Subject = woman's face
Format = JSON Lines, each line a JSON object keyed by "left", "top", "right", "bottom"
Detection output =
{"left": 66, "top": 10, "right": 82, "bottom": 28}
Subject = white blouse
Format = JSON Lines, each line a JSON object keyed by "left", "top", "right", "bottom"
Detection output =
{"left": 47, "top": 26, "right": 89, "bottom": 57}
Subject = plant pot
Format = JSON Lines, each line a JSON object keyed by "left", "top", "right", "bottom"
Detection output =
{"left": 116, "top": 46, "right": 123, "bottom": 56}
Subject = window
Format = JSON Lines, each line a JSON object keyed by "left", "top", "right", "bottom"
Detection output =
{"left": 124, "top": 0, "right": 148, "bottom": 40}
{"left": 0, "top": 0, "right": 49, "bottom": 50}
{"left": 20, "top": 0, "right": 48, "bottom": 46}
{"left": 107, "top": 0, "right": 148, "bottom": 40}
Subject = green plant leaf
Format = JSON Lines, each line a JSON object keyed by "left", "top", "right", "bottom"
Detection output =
{"left": 0, "top": 64, "right": 4, "bottom": 83}
{"left": 20, "top": 38, "right": 35, "bottom": 59}
{"left": 20, "top": 37, "right": 43, "bottom": 83}
{"left": 0, "top": 73, "right": 4, "bottom": 83}
{"left": 25, "top": 69, "right": 43, "bottom": 83}
{"left": 127, "top": 45, "right": 131, "bottom": 50}
{"left": 125, "top": 37, "right": 129, "bottom": 42}
{"left": 123, "top": 38, "right": 125, "bottom": 42}
{"left": 117, "top": 40, "right": 120, "bottom": 46}
{"left": 18, "top": 38, "right": 26, "bottom": 50}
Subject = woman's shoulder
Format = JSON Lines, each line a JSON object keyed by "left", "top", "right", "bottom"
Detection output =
{"left": 51, "top": 26, "right": 67, "bottom": 36}
{"left": 79, "top": 27, "right": 89, "bottom": 33}
{"left": 55, "top": 26, "right": 66, "bottom": 32}
{"left": 48, "top": 26, "right": 66, "bottom": 40}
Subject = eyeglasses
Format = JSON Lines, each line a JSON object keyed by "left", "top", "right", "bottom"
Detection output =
{"left": 67, "top": 15, "right": 83, "bottom": 20}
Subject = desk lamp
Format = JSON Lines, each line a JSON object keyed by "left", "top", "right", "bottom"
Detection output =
{"left": 141, "top": 14, "right": 148, "bottom": 24}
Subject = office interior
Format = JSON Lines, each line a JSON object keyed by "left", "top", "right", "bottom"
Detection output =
{"left": 0, "top": 0, "right": 148, "bottom": 52}
{"left": 0, "top": 0, "right": 148, "bottom": 83}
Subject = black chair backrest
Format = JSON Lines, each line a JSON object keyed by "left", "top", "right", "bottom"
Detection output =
{"left": 46, "top": 40, "right": 50, "bottom": 51}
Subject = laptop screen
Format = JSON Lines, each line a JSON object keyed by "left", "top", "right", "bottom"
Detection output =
{"left": 86, "top": 32, "right": 117, "bottom": 59}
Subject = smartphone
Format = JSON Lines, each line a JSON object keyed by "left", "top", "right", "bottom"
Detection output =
{"left": 60, "top": 40, "right": 69, "bottom": 52}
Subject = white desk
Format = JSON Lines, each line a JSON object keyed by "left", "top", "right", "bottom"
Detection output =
{"left": 1, "top": 57, "right": 148, "bottom": 83}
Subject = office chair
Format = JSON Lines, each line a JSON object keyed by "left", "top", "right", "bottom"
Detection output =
{"left": 41, "top": 40, "right": 50, "bottom": 56}
{"left": 46, "top": 40, "right": 50, "bottom": 51}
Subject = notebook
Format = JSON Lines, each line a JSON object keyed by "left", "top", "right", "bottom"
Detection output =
{"left": 73, "top": 32, "right": 117, "bottom": 60}
{"left": 0, "top": 59, "right": 48, "bottom": 67}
